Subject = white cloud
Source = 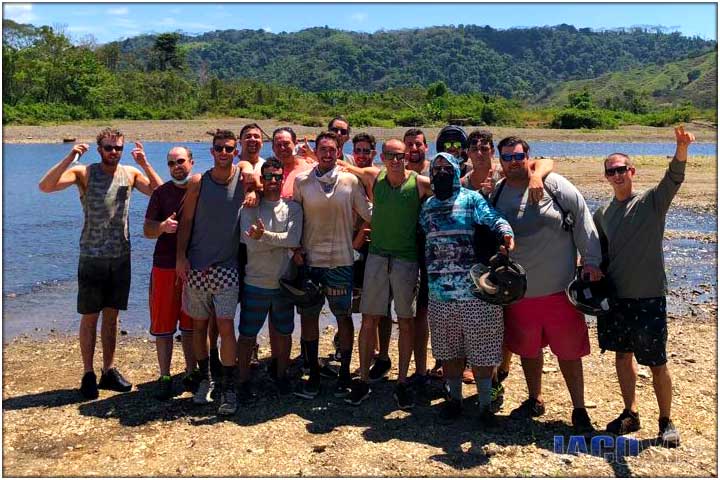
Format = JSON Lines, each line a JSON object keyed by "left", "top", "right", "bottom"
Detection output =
{"left": 4, "top": 3, "right": 37, "bottom": 24}
{"left": 350, "top": 12, "right": 368, "bottom": 22}
{"left": 262, "top": 26, "right": 272, "bottom": 32}
{"left": 107, "top": 7, "right": 129, "bottom": 15}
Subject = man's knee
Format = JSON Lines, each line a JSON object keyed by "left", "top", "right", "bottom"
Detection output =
{"left": 616, "top": 351, "right": 634, "bottom": 363}
{"left": 216, "top": 318, "right": 236, "bottom": 337}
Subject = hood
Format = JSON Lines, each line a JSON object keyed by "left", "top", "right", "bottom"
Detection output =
{"left": 430, "top": 152, "right": 462, "bottom": 195}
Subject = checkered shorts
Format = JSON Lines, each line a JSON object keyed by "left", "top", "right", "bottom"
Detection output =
{"left": 187, "top": 266, "right": 239, "bottom": 293}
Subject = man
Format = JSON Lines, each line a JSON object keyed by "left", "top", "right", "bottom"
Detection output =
{"left": 593, "top": 127, "right": 694, "bottom": 447}
{"left": 328, "top": 116, "right": 355, "bottom": 165}
{"left": 239, "top": 122, "right": 266, "bottom": 175}
{"left": 346, "top": 138, "right": 433, "bottom": 408}
{"left": 143, "top": 146, "right": 197, "bottom": 400}
{"left": 292, "top": 131, "right": 372, "bottom": 399}
{"left": 436, "top": 125, "right": 470, "bottom": 176}
{"left": 38, "top": 128, "right": 162, "bottom": 399}
{"left": 404, "top": 127, "right": 430, "bottom": 176}
{"left": 272, "top": 127, "right": 313, "bottom": 200}
{"left": 238, "top": 158, "right": 303, "bottom": 396}
{"left": 419, "top": 152, "right": 514, "bottom": 423}
{"left": 176, "top": 129, "right": 256, "bottom": 415}
{"left": 491, "top": 136, "right": 601, "bottom": 434}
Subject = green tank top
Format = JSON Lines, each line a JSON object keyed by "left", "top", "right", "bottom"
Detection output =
{"left": 369, "top": 170, "right": 420, "bottom": 261}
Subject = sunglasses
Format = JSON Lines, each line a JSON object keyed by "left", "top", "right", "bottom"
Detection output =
{"left": 261, "top": 173, "right": 283, "bottom": 182}
{"left": 469, "top": 144, "right": 492, "bottom": 152}
{"left": 383, "top": 152, "right": 406, "bottom": 162}
{"left": 167, "top": 158, "right": 187, "bottom": 167}
{"left": 353, "top": 147, "right": 372, "bottom": 155}
{"left": 213, "top": 145, "right": 236, "bottom": 153}
{"left": 605, "top": 165, "right": 629, "bottom": 177}
{"left": 101, "top": 145, "right": 124, "bottom": 152}
{"left": 442, "top": 141, "right": 463, "bottom": 150}
{"left": 500, "top": 152, "right": 527, "bottom": 162}
{"left": 432, "top": 166, "right": 453, "bottom": 175}
{"left": 331, "top": 127, "right": 349, "bottom": 136}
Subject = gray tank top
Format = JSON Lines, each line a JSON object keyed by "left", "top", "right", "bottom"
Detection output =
{"left": 187, "top": 167, "right": 245, "bottom": 270}
{"left": 80, "top": 163, "right": 131, "bottom": 258}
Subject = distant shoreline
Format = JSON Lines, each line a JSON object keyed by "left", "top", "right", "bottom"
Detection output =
{"left": 3, "top": 118, "right": 718, "bottom": 144}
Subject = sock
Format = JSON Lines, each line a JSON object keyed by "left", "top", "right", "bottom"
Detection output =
{"left": 303, "top": 339, "right": 320, "bottom": 376}
{"left": 339, "top": 349, "right": 352, "bottom": 379}
{"left": 447, "top": 378, "right": 462, "bottom": 401}
{"left": 476, "top": 377, "right": 492, "bottom": 412}
{"left": 223, "top": 365, "right": 236, "bottom": 388}
{"left": 210, "top": 347, "right": 221, "bottom": 377}
{"left": 198, "top": 357, "right": 210, "bottom": 379}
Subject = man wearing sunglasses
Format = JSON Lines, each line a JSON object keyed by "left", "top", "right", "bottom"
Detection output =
{"left": 38, "top": 128, "right": 163, "bottom": 399}
{"left": 492, "top": 136, "right": 601, "bottom": 435}
{"left": 238, "top": 158, "right": 303, "bottom": 398}
{"left": 143, "top": 146, "right": 197, "bottom": 400}
{"left": 593, "top": 127, "right": 694, "bottom": 447}
{"left": 328, "top": 116, "right": 355, "bottom": 165}
{"left": 436, "top": 125, "right": 470, "bottom": 177}
{"left": 176, "top": 129, "right": 257, "bottom": 416}
{"left": 292, "top": 131, "right": 372, "bottom": 400}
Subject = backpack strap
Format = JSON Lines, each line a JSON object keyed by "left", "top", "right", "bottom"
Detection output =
{"left": 490, "top": 178, "right": 506, "bottom": 208}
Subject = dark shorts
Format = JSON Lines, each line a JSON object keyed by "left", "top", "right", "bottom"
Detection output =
{"left": 597, "top": 297, "right": 668, "bottom": 367}
{"left": 77, "top": 254, "right": 131, "bottom": 314}
{"left": 297, "top": 265, "right": 353, "bottom": 318}
{"left": 239, "top": 284, "right": 295, "bottom": 337}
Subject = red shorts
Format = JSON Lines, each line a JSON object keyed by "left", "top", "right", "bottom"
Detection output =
{"left": 503, "top": 292, "right": 590, "bottom": 361}
{"left": 150, "top": 266, "right": 193, "bottom": 336}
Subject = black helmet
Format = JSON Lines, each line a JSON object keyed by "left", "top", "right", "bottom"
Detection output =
{"left": 469, "top": 253, "right": 527, "bottom": 305}
{"left": 566, "top": 267, "right": 613, "bottom": 316}
{"left": 436, "top": 125, "right": 468, "bottom": 153}
{"left": 278, "top": 263, "right": 323, "bottom": 308}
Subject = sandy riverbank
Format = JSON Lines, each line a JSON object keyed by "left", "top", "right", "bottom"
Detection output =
{"left": 2, "top": 316, "right": 716, "bottom": 477}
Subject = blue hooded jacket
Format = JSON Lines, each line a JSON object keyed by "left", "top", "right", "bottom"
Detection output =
{"left": 419, "top": 153, "right": 514, "bottom": 302}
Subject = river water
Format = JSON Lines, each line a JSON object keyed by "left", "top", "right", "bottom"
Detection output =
{"left": 2, "top": 141, "right": 716, "bottom": 341}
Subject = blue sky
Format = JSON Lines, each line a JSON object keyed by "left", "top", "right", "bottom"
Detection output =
{"left": 3, "top": 2, "right": 717, "bottom": 44}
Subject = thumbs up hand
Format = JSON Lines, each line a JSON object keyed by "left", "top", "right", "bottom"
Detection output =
{"left": 160, "top": 212, "right": 178, "bottom": 234}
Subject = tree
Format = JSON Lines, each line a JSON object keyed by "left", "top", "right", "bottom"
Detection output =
{"left": 151, "top": 33, "right": 184, "bottom": 71}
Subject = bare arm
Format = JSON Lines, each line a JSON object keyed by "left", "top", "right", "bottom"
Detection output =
{"left": 176, "top": 174, "right": 201, "bottom": 282}
{"left": 130, "top": 142, "right": 162, "bottom": 196}
{"left": 238, "top": 160, "right": 259, "bottom": 207}
{"left": 527, "top": 157, "right": 554, "bottom": 204}
{"left": 416, "top": 174, "right": 434, "bottom": 200}
{"left": 337, "top": 160, "right": 379, "bottom": 194}
{"left": 38, "top": 144, "right": 89, "bottom": 193}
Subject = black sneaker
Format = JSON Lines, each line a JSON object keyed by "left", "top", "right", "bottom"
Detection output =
{"left": 236, "top": 381, "right": 257, "bottom": 405}
{"left": 345, "top": 379, "right": 371, "bottom": 406}
{"left": 606, "top": 409, "right": 641, "bottom": 435}
{"left": 368, "top": 358, "right": 392, "bottom": 383}
{"left": 80, "top": 371, "right": 99, "bottom": 399}
{"left": 98, "top": 367, "right": 132, "bottom": 392}
{"left": 182, "top": 369, "right": 202, "bottom": 393}
{"left": 572, "top": 407, "right": 595, "bottom": 436}
{"left": 154, "top": 375, "right": 174, "bottom": 400}
{"left": 393, "top": 382, "right": 415, "bottom": 410}
{"left": 659, "top": 417, "right": 680, "bottom": 448}
{"left": 294, "top": 375, "right": 321, "bottom": 400}
{"left": 439, "top": 398, "right": 463, "bottom": 421}
{"left": 319, "top": 363, "right": 339, "bottom": 379}
{"left": 509, "top": 397, "right": 545, "bottom": 418}
{"left": 333, "top": 375, "right": 353, "bottom": 398}
{"left": 489, "top": 380, "right": 505, "bottom": 413}
{"left": 479, "top": 407, "right": 499, "bottom": 429}
{"left": 218, "top": 383, "right": 238, "bottom": 416}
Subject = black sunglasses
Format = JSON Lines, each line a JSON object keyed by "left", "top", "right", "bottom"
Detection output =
{"left": 353, "top": 147, "right": 372, "bottom": 155}
{"left": 213, "top": 145, "right": 235, "bottom": 153}
{"left": 500, "top": 152, "right": 527, "bottom": 162}
{"left": 331, "top": 127, "right": 349, "bottom": 136}
{"left": 262, "top": 173, "right": 283, "bottom": 182}
{"left": 470, "top": 144, "right": 492, "bottom": 152}
{"left": 167, "top": 158, "right": 187, "bottom": 167}
{"left": 102, "top": 145, "right": 124, "bottom": 152}
{"left": 605, "top": 165, "right": 629, "bottom": 176}
{"left": 383, "top": 152, "right": 406, "bottom": 162}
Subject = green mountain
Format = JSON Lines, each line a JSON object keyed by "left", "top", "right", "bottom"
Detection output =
{"left": 536, "top": 50, "right": 717, "bottom": 109}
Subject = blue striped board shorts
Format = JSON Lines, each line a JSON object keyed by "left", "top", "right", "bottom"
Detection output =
{"left": 297, "top": 265, "right": 353, "bottom": 318}
{"left": 239, "top": 284, "right": 295, "bottom": 337}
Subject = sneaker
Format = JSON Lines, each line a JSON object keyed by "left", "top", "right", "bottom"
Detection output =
{"left": 294, "top": 375, "right": 321, "bottom": 400}
{"left": 80, "top": 371, "right": 99, "bottom": 399}
{"left": 510, "top": 397, "right": 546, "bottom": 418}
{"left": 489, "top": 381, "right": 505, "bottom": 413}
{"left": 333, "top": 375, "right": 352, "bottom": 398}
{"left": 428, "top": 360, "right": 444, "bottom": 379}
{"left": 659, "top": 417, "right": 680, "bottom": 448}
{"left": 393, "top": 382, "right": 415, "bottom": 410}
{"left": 368, "top": 358, "right": 392, "bottom": 383}
{"left": 345, "top": 379, "right": 371, "bottom": 406}
{"left": 98, "top": 367, "right": 132, "bottom": 392}
{"left": 154, "top": 375, "right": 174, "bottom": 400}
{"left": 572, "top": 407, "right": 595, "bottom": 436}
{"left": 606, "top": 409, "right": 641, "bottom": 435}
{"left": 182, "top": 369, "right": 202, "bottom": 393}
{"left": 319, "top": 363, "right": 339, "bottom": 379}
{"left": 218, "top": 386, "right": 238, "bottom": 416}
{"left": 439, "top": 398, "right": 463, "bottom": 421}
{"left": 479, "top": 407, "right": 499, "bottom": 429}
{"left": 193, "top": 377, "right": 213, "bottom": 405}
{"left": 250, "top": 343, "right": 260, "bottom": 368}
{"left": 462, "top": 367, "right": 475, "bottom": 385}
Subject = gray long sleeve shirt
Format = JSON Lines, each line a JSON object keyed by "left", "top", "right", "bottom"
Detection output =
{"left": 240, "top": 198, "right": 303, "bottom": 289}
{"left": 492, "top": 172, "right": 602, "bottom": 298}
{"left": 593, "top": 158, "right": 685, "bottom": 299}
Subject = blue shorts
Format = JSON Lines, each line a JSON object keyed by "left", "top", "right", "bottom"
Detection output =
{"left": 297, "top": 265, "right": 353, "bottom": 318}
{"left": 239, "top": 284, "right": 295, "bottom": 337}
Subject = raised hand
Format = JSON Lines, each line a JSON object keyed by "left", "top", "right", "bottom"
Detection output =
{"left": 68, "top": 143, "right": 89, "bottom": 164}
{"left": 246, "top": 217, "right": 265, "bottom": 240}
{"left": 131, "top": 141, "right": 148, "bottom": 167}
{"left": 674, "top": 126, "right": 695, "bottom": 162}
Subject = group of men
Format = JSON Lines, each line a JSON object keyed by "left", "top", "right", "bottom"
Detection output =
{"left": 38, "top": 118, "right": 694, "bottom": 446}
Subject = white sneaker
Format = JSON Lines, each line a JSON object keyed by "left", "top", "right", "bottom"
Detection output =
{"left": 193, "top": 378, "right": 213, "bottom": 405}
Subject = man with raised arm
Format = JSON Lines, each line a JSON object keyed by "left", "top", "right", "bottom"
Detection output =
{"left": 38, "top": 128, "right": 162, "bottom": 399}
{"left": 593, "top": 127, "right": 694, "bottom": 447}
